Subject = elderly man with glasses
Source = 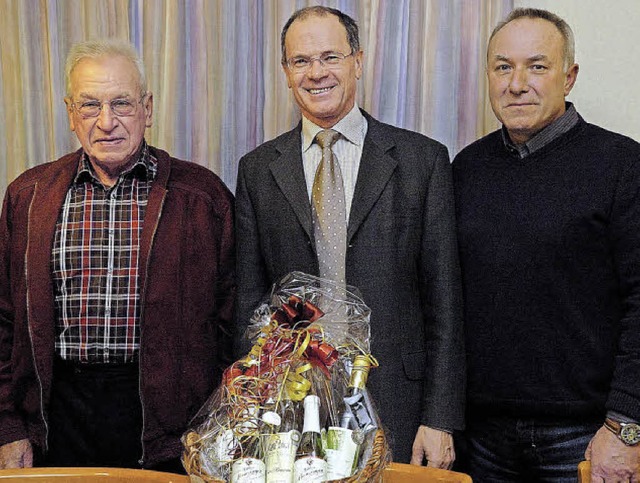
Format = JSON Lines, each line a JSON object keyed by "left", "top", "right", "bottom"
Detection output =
{"left": 235, "top": 6, "right": 464, "bottom": 467}
{"left": 0, "top": 39, "right": 235, "bottom": 471}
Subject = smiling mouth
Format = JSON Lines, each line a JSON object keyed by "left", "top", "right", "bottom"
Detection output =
{"left": 307, "top": 86, "right": 334, "bottom": 95}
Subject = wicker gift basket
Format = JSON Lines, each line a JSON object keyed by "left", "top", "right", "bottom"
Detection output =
{"left": 182, "top": 272, "right": 391, "bottom": 482}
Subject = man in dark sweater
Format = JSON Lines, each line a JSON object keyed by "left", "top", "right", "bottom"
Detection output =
{"left": 453, "top": 8, "right": 640, "bottom": 482}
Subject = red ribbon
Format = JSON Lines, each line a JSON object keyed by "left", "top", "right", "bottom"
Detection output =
{"left": 272, "top": 295, "right": 324, "bottom": 327}
{"left": 224, "top": 296, "right": 338, "bottom": 397}
{"left": 303, "top": 328, "right": 339, "bottom": 377}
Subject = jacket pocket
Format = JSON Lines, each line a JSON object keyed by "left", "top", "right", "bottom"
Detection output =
{"left": 401, "top": 349, "right": 426, "bottom": 380}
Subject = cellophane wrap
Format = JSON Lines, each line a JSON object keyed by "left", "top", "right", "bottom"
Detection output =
{"left": 182, "top": 271, "right": 390, "bottom": 482}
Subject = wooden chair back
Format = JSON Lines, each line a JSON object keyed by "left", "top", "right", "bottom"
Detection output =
{"left": 578, "top": 461, "right": 591, "bottom": 483}
{"left": 0, "top": 463, "right": 472, "bottom": 482}
{"left": 384, "top": 462, "right": 472, "bottom": 482}
{"left": 0, "top": 467, "right": 189, "bottom": 482}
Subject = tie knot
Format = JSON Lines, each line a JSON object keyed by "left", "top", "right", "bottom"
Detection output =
{"left": 315, "top": 129, "right": 340, "bottom": 149}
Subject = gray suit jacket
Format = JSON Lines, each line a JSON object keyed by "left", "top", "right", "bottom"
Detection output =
{"left": 235, "top": 110, "right": 464, "bottom": 462}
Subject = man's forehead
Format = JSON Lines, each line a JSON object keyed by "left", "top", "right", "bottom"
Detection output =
{"left": 285, "top": 14, "right": 349, "bottom": 48}
{"left": 488, "top": 18, "right": 564, "bottom": 57}
{"left": 492, "top": 18, "right": 562, "bottom": 44}
{"left": 70, "top": 56, "right": 141, "bottom": 91}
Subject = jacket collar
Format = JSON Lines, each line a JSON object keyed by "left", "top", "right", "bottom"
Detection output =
{"left": 269, "top": 109, "right": 397, "bottom": 244}
{"left": 73, "top": 142, "right": 158, "bottom": 186}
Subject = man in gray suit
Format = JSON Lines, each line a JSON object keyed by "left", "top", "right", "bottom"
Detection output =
{"left": 235, "top": 6, "right": 464, "bottom": 467}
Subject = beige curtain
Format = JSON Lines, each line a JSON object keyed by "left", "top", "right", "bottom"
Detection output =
{"left": 0, "top": 0, "right": 511, "bottom": 198}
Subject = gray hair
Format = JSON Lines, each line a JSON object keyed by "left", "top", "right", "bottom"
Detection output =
{"left": 65, "top": 38, "right": 146, "bottom": 96}
{"left": 489, "top": 8, "right": 576, "bottom": 71}
{"left": 281, "top": 6, "right": 360, "bottom": 65}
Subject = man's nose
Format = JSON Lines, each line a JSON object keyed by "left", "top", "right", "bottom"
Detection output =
{"left": 96, "top": 103, "right": 119, "bottom": 130}
{"left": 306, "top": 58, "right": 329, "bottom": 79}
{"left": 508, "top": 67, "right": 529, "bottom": 94}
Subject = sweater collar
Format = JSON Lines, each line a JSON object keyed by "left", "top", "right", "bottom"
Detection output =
{"left": 502, "top": 102, "right": 580, "bottom": 159}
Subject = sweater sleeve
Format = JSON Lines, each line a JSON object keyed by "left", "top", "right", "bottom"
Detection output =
{"left": 606, "top": 142, "right": 640, "bottom": 421}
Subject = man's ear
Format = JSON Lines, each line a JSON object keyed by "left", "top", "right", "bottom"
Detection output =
{"left": 64, "top": 98, "right": 76, "bottom": 132}
{"left": 143, "top": 92, "right": 154, "bottom": 128}
{"left": 283, "top": 63, "right": 293, "bottom": 89}
{"left": 354, "top": 50, "right": 363, "bottom": 80}
{"left": 564, "top": 63, "right": 579, "bottom": 96}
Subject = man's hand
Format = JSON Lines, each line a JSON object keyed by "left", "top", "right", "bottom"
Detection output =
{"left": 0, "top": 439, "right": 33, "bottom": 469}
{"left": 410, "top": 425, "right": 454, "bottom": 469}
{"left": 585, "top": 425, "right": 640, "bottom": 482}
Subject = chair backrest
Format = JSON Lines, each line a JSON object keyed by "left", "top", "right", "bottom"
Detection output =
{"left": 383, "top": 462, "right": 472, "bottom": 482}
{"left": 0, "top": 467, "right": 189, "bottom": 482}
{"left": 578, "top": 461, "right": 591, "bottom": 483}
{"left": 0, "top": 463, "right": 474, "bottom": 482}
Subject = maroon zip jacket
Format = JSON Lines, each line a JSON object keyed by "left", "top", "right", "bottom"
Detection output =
{"left": 0, "top": 145, "right": 235, "bottom": 467}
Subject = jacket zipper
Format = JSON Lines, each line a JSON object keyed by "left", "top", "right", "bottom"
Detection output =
{"left": 137, "top": 190, "right": 167, "bottom": 466}
{"left": 25, "top": 183, "right": 49, "bottom": 451}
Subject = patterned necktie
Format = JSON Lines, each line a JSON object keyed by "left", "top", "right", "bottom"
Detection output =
{"left": 311, "top": 129, "right": 346, "bottom": 287}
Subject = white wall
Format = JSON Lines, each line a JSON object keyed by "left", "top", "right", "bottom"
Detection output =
{"left": 513, "top": 0, "right": 640, "bottom": 141}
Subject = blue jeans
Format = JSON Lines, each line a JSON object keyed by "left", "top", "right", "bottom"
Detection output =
{"left": 456, "top": 416, "right": 601, "bottom": 482}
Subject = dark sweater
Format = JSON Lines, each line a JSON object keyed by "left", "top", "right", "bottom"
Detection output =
{"left": 453, "top": 118, "right": 640, "bottom": 421}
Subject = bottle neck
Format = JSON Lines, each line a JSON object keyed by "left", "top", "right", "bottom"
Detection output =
{"left": 302, "top": 397, "right": 321, "bottom": 434}
{"left": 280, "top": 399, "right": 299, "bottom": 433}
{"left": 348, "top": 367, "right": 369, "bottom": 392}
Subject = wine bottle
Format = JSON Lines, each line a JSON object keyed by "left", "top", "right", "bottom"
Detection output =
{"left": 265, "top": 399, "right": 301, "bottom": 483}
{"left": 325, "top": 355, "right": 372, "bottom": 480}
{"left": 343, "top": 356, "right": 377, "bottom": 433}
{"left": 293, "top": 395, "right": 327, "bottom": 482}
{"left": 231, "top": 405, "right": 266, "bottom": 483}
{"left": 231, "top": 433, "right": 266, "bottom": 483}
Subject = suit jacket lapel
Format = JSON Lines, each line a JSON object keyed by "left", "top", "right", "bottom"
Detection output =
{"left": 348, "top": 115, "right": 398, "bottom": 242}
{"left": 269, "top": 124, "right": 314, "bottom": 241}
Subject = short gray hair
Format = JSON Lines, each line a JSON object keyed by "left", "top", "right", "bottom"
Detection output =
{"left": 65, "top": 38, "right": 146, "bottom": 96}
{"left": 489, "top": 8, "right": 576, "bottom": 71}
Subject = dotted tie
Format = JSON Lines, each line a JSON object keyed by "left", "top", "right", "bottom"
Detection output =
{"left": 311, "top": 129, "right": 346, "bottom": 287}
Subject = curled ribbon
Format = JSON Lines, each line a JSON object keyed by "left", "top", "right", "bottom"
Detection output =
{"left": 284, "top": 362, "right": 313, "bottom": 401}
{"left": 225, "top": 296, "right": 339, "bottom": 403}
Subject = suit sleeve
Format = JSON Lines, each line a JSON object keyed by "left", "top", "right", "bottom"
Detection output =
{"left": 234, "top": 158, "right": 270, "bottom": 358}
{"left": 0, "top": 190, "right": 28, "bottom": 447}
{"left": 419, "top": 145, "right": 466, "bottom": 431}
{"left": 607, "top": 146, "right": 640, "bottom": 421}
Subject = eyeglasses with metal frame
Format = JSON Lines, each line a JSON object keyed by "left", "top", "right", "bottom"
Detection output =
{"left": 70, "top": 94, "right": 148, "bottom": 119}
{"left": 285, "top": 51, "right": 354, "bottom": 72}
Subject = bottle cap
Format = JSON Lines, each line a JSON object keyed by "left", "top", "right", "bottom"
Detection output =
{"left": 353, "top": 355, "right": 371, "bottom": 370}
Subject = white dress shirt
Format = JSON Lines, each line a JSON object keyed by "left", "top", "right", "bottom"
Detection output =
{"left": 301, "top": 104, "right": 368, "bottom": 222}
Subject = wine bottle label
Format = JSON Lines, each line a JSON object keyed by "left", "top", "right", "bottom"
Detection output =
{"left": 207, "top": 428, "right": 237, "bottom": 462}
{"left": 231, "top": 457, "right": 266, "bottom": 483}
{"left": 324, "top": 427, "right": 358, "bottom": 480}
{"left": 265, "top": 430, "right": 301, "bottom": 483}
{"left": 293, "top": 456, "right": 327, "bottom": 482}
